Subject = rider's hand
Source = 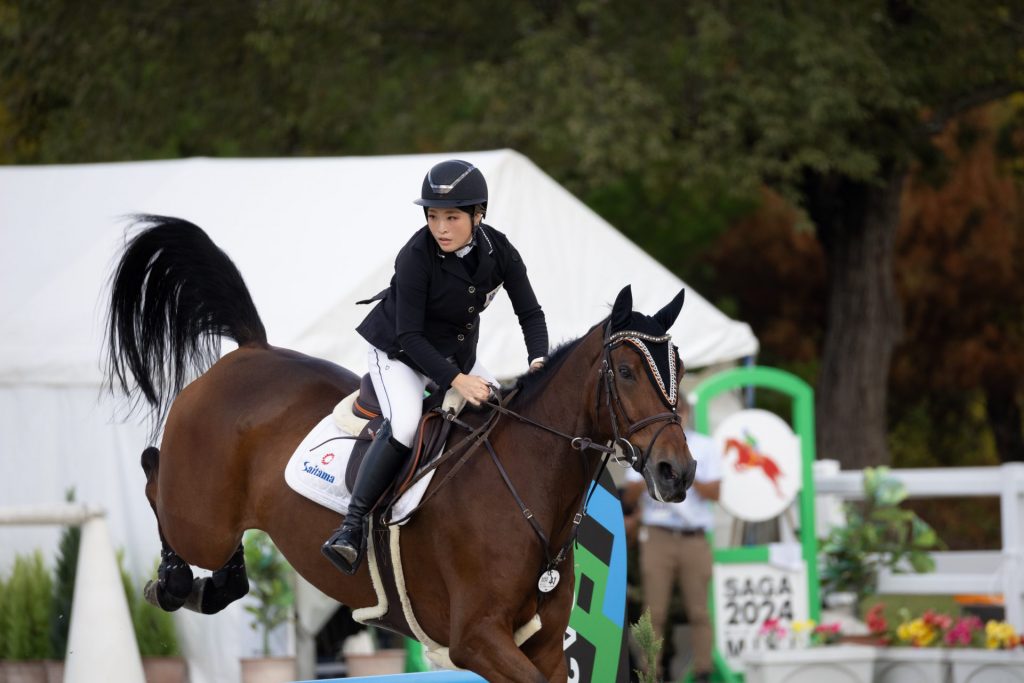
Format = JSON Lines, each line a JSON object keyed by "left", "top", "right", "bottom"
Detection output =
{"left": 529, "top": 356, "right": 547, "bottom": 373}
{"left": 452, "top": 373, "right": 493, "bottom": 406}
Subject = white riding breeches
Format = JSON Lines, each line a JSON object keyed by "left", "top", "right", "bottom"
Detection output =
{"left": 367, "top": 345, "right": 497, "bottom": 449}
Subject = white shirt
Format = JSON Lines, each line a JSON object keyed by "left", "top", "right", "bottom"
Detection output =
{"left": 628, "top": 429, "right": 722, "bottom": 531}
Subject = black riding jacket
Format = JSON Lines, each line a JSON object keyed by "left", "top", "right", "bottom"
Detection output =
{"left": 356, "top": 224, "right": 548, "bottom": 389}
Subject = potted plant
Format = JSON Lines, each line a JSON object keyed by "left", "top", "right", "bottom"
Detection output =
{"left": 820, "top": 467, "right": 944, "bottom": 615}
{"left": 341, "top": 627, "right": 407, "bottom": 677}
{"left": 240, "top": 530, "right": 296, "bottom": 683}
{"left": 0, "top": 551, "right": 56, "bottom": 683}
{"left": 742, "top": 618, "right": 875, "bottom": 683}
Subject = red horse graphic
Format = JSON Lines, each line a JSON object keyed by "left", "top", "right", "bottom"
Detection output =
{"left": 724, "top": 435, "right": 784, "bottom": 497}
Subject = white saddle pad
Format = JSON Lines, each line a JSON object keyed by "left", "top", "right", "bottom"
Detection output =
{"left": 283, "top": 414, "right": 435, "bottom": 524}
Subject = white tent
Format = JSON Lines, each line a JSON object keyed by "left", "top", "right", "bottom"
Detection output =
{"left": 0, "top": 149, "right": 757, "bottom": 681}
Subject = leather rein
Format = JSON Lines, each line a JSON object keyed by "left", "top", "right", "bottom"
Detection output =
{"left": 382, "top": 324, "right": 685, "bottom": 584}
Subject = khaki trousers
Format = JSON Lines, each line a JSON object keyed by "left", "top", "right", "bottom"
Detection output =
{"left": 639, "top": 525, "right": 713, "bottom": 674}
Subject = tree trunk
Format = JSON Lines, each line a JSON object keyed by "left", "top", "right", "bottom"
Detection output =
{"left": 985, "top": 380, "right": 1024, "bottom": 463}
{"left": 805, "top": 171, "right": 904, "bottom": 468}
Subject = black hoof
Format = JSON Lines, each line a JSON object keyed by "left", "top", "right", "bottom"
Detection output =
{"left": 144, "top": 579, "right": 186, "bottom": 612}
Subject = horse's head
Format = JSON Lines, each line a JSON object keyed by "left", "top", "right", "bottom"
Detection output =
{"left": 599, "top": 285, "right": 697, "bottom": 503}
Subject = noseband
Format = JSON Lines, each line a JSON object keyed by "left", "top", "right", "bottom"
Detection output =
{"left": 599, "top": 325, "right": 685, "bottom": 475}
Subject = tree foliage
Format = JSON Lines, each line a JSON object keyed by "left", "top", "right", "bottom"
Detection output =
{"left": 2, "top": 1, "right": 1024, "bottom": 465}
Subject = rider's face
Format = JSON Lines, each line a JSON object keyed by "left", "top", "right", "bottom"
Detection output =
{"left": 427, "top": 208, "right": 478, "bottom": 253}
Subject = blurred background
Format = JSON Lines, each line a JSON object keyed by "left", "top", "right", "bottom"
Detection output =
{"left": 2, "top": 1, "right": 1024, "bottom": 680}
{"left": 3, "top": 0, "right": 1022, "bottom": 473}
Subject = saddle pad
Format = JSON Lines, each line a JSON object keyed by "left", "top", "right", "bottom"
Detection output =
{"left": 284, "top": 415, "right": 435, "bottom": 524}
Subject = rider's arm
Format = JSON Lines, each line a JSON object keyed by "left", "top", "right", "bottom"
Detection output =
{"left": 502, "top": 241, "right": 549, "bottom": 367}
{"left": 394, "top": 252, "right": 461, "bottom": 389}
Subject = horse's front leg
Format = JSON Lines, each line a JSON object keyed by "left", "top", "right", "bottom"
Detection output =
{"left": 448, "top": 614, "right": 550, "bottom": 683}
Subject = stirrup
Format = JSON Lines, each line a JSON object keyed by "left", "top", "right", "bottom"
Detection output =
{"left": 321, "top": 529, "right": 364, "bottom": 575}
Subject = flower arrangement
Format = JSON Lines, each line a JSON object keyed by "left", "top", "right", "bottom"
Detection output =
{"left": 943, "top": 616, "right": 983, "bottom": 648}
{"left": 894, "top": 611, "right": 948, "bottom": 647}
{"left": 757, "top": 618, "right": 842, "bottom": 649}
{"left": 867, "top": 602, "right": 1023, "bottom": 650}
{"left": 865, "top": 603, "right": 891, "bottom": 643}
{"left": 985, "top": 620, "right": 1022, "bottom": 650}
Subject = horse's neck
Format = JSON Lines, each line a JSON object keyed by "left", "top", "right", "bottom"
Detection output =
{"left": 519, "top": 329, "right": 607, "bottom": 446}
{"left": 502, "top": 330, "right": 609, "bottom": 525}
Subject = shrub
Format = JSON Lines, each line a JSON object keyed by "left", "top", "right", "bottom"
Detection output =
{"left": 50, "top": 488, "right": 81, "bottom": 659}
{"left": 243, "top": 530, "right": 294, "bottom": 656}
{"left": 630, "top": 608, "right": 662, "bottom": 683}
{"left": 1, "top": 551, "right": 55, "bottom": 659}
{"left": 118, "top": 553, "right": 180, "bottom": 657}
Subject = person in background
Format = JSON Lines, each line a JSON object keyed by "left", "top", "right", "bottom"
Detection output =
{"left": 624, "top": 399, "right": 721, "bottom": 683}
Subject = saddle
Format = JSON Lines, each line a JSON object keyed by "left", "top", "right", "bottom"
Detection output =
{"left": 332, "top": 374, "right": 466, "bottom": 503}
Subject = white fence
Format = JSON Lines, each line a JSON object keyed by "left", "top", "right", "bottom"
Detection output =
{"left": 814, "top": 463, "right": 1024, "bottom": 630}
{"left": 0, "top": 504, "right": 144, "bottom": 682}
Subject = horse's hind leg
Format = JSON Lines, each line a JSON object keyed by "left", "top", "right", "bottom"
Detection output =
{"left": 140, "top": 446, "right": 249, "bottom": 614}
{"left": 181, "top": 543, "right": 249, "bottom": 614}
{"left": 143, "top": 540, "right": 196, "bottom": 612}
{"left": 142, "top": 542, "right": 248, "bottom": 615}
{"left": 141, "top": 447, "right": 195, "bottom": 612}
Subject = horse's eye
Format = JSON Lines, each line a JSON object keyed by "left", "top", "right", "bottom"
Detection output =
{"left": 618, "top": 364, "right": 634, "bottom": 380}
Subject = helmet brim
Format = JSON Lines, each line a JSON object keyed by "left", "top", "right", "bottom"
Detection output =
{"left": 413, "top": 197, "right": 488, "bottom": 207}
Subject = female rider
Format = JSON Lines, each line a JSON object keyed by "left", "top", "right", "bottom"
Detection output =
{"left": 322, "top": 159, "right": 549, "bottom": 574}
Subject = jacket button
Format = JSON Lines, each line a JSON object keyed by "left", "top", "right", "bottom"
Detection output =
{"left": 468, "top": 286, "right": 476, "bottom": 294}
{"left": 465, "top": 323, "right": 474, "bottom": 330}
{"left": 457, "top": 334, "right": 465, "bottom": 342}
{"left": 468, "top": 306, "right": 475, "bottom": 313}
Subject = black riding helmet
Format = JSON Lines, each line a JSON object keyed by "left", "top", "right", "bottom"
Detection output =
{"left": 414, "top": 160, "right": 488, "bottom": 213}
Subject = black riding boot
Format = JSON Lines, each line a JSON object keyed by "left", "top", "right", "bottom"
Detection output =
{"left": 321, "top": 420, "right": 411, "bottom": 574}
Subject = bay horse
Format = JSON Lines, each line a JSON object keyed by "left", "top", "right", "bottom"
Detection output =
{"left": 106, "top": 216, "right": 696, "bottom": 682}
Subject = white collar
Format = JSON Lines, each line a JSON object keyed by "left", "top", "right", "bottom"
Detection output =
{"left": 454, "top": 229, "right": 478, "bottom": 258}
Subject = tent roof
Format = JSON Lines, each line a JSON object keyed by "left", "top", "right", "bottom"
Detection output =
{"left": 0, "top": 150, "right": 757, "bottom": 385}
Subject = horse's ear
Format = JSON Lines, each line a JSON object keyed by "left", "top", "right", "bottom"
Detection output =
{"left": 610, "top": 285, "right": 633, "bottom": 330}
{"left": 653, "top": 288, "right": 686, "bottom": 331}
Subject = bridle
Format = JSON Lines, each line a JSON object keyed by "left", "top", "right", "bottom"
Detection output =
{"left": 599, "top": 323, "right": 685, "bottom": 475}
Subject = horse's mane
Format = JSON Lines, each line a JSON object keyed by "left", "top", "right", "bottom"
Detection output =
{"left": 504, "top": 320, "right": 605, "bottom": 409}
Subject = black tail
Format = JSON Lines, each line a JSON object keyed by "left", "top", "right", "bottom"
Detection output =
{"left": 105, "top": 215, "right": 267, "bottom": 425}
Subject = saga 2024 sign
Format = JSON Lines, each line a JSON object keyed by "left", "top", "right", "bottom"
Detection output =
{"left": 712, "top": 563, "right": 809, "bottom": 668}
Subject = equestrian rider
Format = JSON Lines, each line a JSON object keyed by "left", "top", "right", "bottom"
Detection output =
{"left": 321, "top": 159, "right": 550, "bottom": 574}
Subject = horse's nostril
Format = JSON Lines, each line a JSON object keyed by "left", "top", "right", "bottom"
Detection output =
{"left": 658, "top": 461, "right": 679, "bottom": 482}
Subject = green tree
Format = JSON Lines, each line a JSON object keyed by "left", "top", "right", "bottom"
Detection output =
{"left": 449, "top": 1, "right": 1024, "bottom": 467}
{"left": 893, "top": 102, "right": 1024, "bottom": 464}
{"left": 4, "top": 1, "right": 1024, "bottom": 466}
